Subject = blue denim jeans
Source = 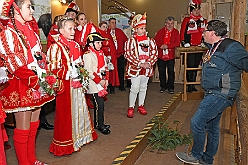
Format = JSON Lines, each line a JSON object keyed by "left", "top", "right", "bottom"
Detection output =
{"left": 190, "top": 93, "right": 233, "bottom": 164}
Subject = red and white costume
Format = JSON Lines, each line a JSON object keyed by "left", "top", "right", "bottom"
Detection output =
{"left": 180, "top": 0, "right": 207, "bottom": 92}
{"left": 180, "top": 0, "right": 207, "bottom": 46}
{"left": 74, "top": 23, "right": 97, "bottom": 52}
{"left": 48, "top": 34, "right": 97, "bottom": 156}
{"left": 0, "top": 20, "right": 54, "bottom": 112}
{"left": 124, "top": 34, "right": 158, "bottom": 110}
{"left": 0, "top": 1, "right": 54, "bottom": 163}
{"left": 180, "top": 15, "right": 207, "bottom": 46}
{"left": 125, "top": 35, "right": 158, "bottom": 78}
{"left": 124, "top": 13, "right": 158, "bottom": 117}
{"left": 155, "top": 27, "right": 180, "bottom": 61}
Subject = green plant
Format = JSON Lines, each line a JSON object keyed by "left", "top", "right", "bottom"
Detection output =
{"left": 148, "top": 116, "right": 193, "bottom": 153}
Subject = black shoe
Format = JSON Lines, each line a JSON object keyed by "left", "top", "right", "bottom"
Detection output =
{"left": 39, "top": 122, "right": 54, "bottom": 130}
{"left": 119, "top": 87, "right": 126, "bottom": 91}
{"left": 160, "top": 88, "right": 166, "bottom": 93}
{"left": 94, "top": 124, "right": 110, "bottom": 129}
{"left": 187, "top": 85, "right": 193, "bottom": 93}
{"left": 110, "top": 87, "right": 115, "bottom": 94}
{"left": 125, "top": 84, "right": 131, "bottom": 88}
{"left": 168, "top": 89, "right": 174, "bottom": 94}
{"left": 103, "top": 124, "right": 111, "bottom": 129}
{"left": 97, "top": 125, "right": 111, "bottom": 135}
{"left": 192, "top": 86, "right": 198, "bottom": 92}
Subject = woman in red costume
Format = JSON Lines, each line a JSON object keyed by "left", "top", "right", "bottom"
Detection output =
{"left": 98, "top": 21, "right": 119, "bottom": 94}
{"left": 48, "top": 17, "right": 97, "bottom": 156}
{"left": 0, "top": 0, "right": 54, "bottom": 164}
{"left": 74, "top": 13, "right": 98, "bottom": 53}
{"left": 180, "top": 0, "right": 207, "bottom": 92}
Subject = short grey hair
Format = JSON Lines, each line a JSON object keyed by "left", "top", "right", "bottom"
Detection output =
{"left": 165, "top": 16, "right": 175, "bottom": 22}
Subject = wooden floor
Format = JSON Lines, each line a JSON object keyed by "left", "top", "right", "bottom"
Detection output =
{"left": 134, "top": 99, "right": 236, "bottom": 165}
{"left": 4, "top": 83, "right": 236, "bottom": 165}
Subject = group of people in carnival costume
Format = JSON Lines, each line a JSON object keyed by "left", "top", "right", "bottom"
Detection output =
{"left": 0, "top": 0, "right": 159, "bottom": 163}
{"left": 1, "top": 0, "right": 241, "bottom": 165}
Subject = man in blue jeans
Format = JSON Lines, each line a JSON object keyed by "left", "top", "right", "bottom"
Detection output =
{"left": 176, "top": 20, "right": 248, "bottom": 165}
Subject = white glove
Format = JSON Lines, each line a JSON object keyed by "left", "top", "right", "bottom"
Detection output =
{"left": 70, "top": 69, "right": 79, "bottom": 79}
{"left": 107, "top": 56, "right": 112, "bottom": 60}
{"left": 108, "top": 62, "right": 114, "bottom": 71}
{"left": 184, "top": 43, "right": 190, "bottom": 48}
{"left": 0, "top": 68, "right": 8, "bottom": 84}
{"left": 199, "top": 42, "right": 206, "bottom": 48}
{"left": 70, "top": 60, "right": 79, "bottom": 79}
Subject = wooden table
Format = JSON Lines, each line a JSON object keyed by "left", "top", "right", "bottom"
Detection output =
{"left": 175, "top": 46, "right": 208, "bottom": 101}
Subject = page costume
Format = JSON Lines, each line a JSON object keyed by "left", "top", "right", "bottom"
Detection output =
{"left": 48, "top": 34, "right": 97, "bottom": 156}
{"left": 83, "top": 33, "right": 111, "bottom": 135}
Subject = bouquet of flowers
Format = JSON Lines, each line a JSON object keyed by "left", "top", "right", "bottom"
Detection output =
{"left": 75, "top": 64, "right": 89, "bottom": 92}
{"left": 39, "top": 72, "right": 59, "bottom": 96}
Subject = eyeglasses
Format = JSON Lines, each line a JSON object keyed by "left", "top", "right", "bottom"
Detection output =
{"left": 203, "top": 29, "right": 212, "bottom": 33}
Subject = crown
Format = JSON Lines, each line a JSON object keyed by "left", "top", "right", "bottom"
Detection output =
{"left": 131, "top": 12, "right": 146, "bottom": 29}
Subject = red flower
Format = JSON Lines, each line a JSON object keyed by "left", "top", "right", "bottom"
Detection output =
{"left": 71, "top": 79, "right": 82, "bottom": 88}
{"left": 33, "top": 90, "right": 41, "bottom": 100}
{"left": 45, "top": 75, "right": 57, "bottom": 85}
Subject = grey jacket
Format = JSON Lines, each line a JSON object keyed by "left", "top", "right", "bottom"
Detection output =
{"left": 201, "top": 38, "right": 248, "bottom": 99}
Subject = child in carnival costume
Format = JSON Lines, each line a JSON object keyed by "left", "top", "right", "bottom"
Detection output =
{"left": 0, "top": 0, "right": 54, "bottom": 164}
{"left": 83, "top": 32, "right": 111, "bottom": 135}
{"left": 74, "top": 12, "right": 98, "bottom": 108}
{"left": 47, "top": 17, "right": 98, "bottom": 156}
{"left": 124, "top": 12, "right": 158, "bottom": 118}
